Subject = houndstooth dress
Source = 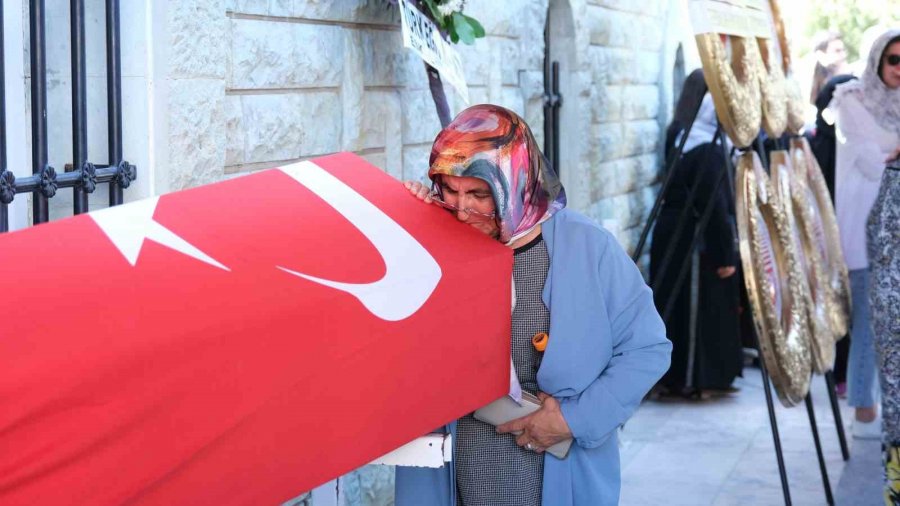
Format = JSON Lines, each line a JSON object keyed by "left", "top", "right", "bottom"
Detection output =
{"left": 867, "top": 162, "right": 900, "bottom": 446}
{"left": 867, "top": 161, "right": 900, "bottom": 505}
{"left": 455, "top": 235, "right": 549, "bottom": 506}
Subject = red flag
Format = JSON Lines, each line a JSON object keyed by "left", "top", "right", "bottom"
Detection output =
{"left": 0, "top": 153, "right": 511, "bottom": 505}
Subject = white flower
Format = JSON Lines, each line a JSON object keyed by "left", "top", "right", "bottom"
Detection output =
{"left": 437, "top": 0, "right": 464, "bottom": 17}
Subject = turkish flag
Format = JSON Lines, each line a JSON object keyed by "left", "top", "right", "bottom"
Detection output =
{"left": 0, "top": 153, "right": 512, "bottom": 505}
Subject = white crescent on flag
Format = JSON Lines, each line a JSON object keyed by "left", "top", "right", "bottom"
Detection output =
{"left": 277, "top": 161, "right": 442, "bottom": 322}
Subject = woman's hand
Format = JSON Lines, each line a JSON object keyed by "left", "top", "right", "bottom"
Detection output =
{"left": 496, "top": 393, "right": 573, "bottom": 453}
{"left": 403, "top": 181, "right": 433, "bottom": 204}
{"left": 716, "top": 266, "right": 736, "bottom": 278}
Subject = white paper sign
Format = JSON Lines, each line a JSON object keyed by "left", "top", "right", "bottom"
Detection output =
{"left": 689, "top": 0, "right": 769, "bottom": 38}
{"left": 398, "top": 0, "right": 469, "bottom": 103}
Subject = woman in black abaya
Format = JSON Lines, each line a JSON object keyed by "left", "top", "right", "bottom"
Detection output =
{"left": 651, "top": 70, "right": 742, "bottom": 397}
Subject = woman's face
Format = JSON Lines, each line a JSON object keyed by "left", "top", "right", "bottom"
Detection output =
{"left": 439, "top": 176, "right": 501, "bottom": 240}
{"left": 880, "top": 41, "right": 900, "bottom": 89}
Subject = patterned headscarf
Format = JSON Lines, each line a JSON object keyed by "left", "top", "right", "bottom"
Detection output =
{"left": 831, "top": 29, "right": 900, "bottom": 136}
{"left": 428, "top": 104, "right": 566, "bottom": 244}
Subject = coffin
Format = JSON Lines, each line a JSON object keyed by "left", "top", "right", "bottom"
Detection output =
{"left": 0, "top": 153, "right": 511, "bottom": 505}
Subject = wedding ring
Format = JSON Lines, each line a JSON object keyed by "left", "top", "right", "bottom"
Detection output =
{"left": 525, "top": 443, "right": 534, "bottom": 451}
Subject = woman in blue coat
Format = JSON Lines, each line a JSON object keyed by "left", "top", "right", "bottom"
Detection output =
{"left": 399, "top": 104, "right": 672, "bottom": 506}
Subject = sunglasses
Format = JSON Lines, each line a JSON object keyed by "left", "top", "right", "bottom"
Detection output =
{"left": 886, "top": 54, "right": 900, "bottom": 66}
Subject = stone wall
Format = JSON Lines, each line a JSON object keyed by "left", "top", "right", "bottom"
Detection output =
{"left": 22, "top": 0, "right": 675, "bottom": 256}
{"left": 14, "top": 0, "right": 679, "bottom": 504}
{"left": 214, "top": 0, "right": 671, "bottom": 258}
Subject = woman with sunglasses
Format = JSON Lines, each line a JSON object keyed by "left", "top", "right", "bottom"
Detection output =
{"left": 396, "top": 104, "right": 671, "bottom": 506}
{"left": 830, "top": 29, "right": 900, "bottom": 447}
{"left": 850, "top": 29, "right": 900, "bottom": 506}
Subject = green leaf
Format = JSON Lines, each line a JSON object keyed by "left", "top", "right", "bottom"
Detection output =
{"left": 448, "top": 22, "right": 460, "bottom": 44}
{"left": 463, "top": 14, "right": 485, "bottom": 38}
{"left": 452, "top": 12, "right": 476, "bottom": 45}
{"left": 420, "top": 0, "right": 442, "bottom": 21}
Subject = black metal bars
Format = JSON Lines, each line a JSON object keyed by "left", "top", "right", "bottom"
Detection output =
{"left": 71, "top": 0, "right": 89, "bottom": 214}
{"left": 825, "top": 370, "right": 850, "bottom": 460}
{"left": 0, "top": 0, "right": 8, "bottom": 233}
{"left": 542, "top": 17, "right": 562, "bottom": 177}
{"left": 756, "top": 334, "right": 793, "bottom": 505}
{"left": 805, "top": 392, "right": 835, "bottom": 505}
{"left": 106, "top": 0, "right": 126, "bottom": 205}
{"left": 30, "top": 0, "right": 52, "bottom": 224}
{"left": 0, "top": 0, "right": 134, "bottom": 233}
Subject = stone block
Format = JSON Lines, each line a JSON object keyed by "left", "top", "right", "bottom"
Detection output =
{"left": 607, "top": 11, "right": 638, "bottom": 49}
{"left": 587, "top": 0, "right": 660, "bottom": 15}
{"left": 622, "top": 84, "right": 660, "bottom": 120}
{"left": 167, "top": 79, "right": 226, "bottom": 191}
{"left": 632, "top": 153, "right": 661, "bottom": 187}
{"left": 268, "top": 0, "right": 292, "bottom": 16}
{"left": 456, "top": 35, "right": 526, "bottom": 93}
{"left": 169, "top": 0, "right": 227, "bottom": 79}
{"left": 595, "top": 123, "right": 623, "bottom": 162}
{"left": 590, "top": 158, "right": 625, "bottom": 201}
{"left": 360, "top": 90, "right": 401, "bottom": 151}
{"left": 230, "top": 18, "right": 343, "bottom": 89}
{"left": 602, "top": 154, "right": 659, "bottom": 197}
{"left": 452, "top": 86, "right": 489, "bottom": 113}
{"left": 498, "top": 37, "right": 525, "bottom": 86}
{"left": 621, "top": 119, "right": 660, "bottom": 157}
{"left": 587, "top": 46, "right": 609, "bottom": 85}
{"left": 495, "top": 87, "right": 525, "bottom": 118}
{"left": 401, "top": 89, "right": 443, "bottom": 145}
{"left": 590, "top": 190, "right": 645, "bottom": 231}
{"left": 587, "top": 8, "right": 612, "bottom": 46}
{"left": 600, "top": 47, "right": 637, "bottom": 84}
{"left": 518, "top": 70, "right": 544, "bottom": 102}
{"left": 346, "top": 1, "right": 399, "bottom": 25}
{"left": 342, "top": 30, "right": 365, "bottom": 151}
{"left": 289, "top": 0, "right": 396, "bottom": 25}
{"left": 637, "top": 16, "right": 664, "bottom": 50}
{"left": 402, "top": 144, "right": 432, "bottom": 183}
{"left": 455, "top": 39, "right": 491, "bottom": 87}
{"left": 233, "top": 0, "right": 266, "bottom": 15}
{"left": 586, "top": 0, "right": 630, "bottom": 11}
{"left": 593, "top": 84, "right": 623, "bottom": 123}
{"left": 225, "top": 95, "right": 244, "bottom": 166}
{"left": 290, "top": 0, "right": 349, "bottom": 20}
{"left": 588, "top": 192, "right": 631, "bottom": 230}
{"left": 466, "top": 0, "right": 543, "bottom": 39}
{"left": 238, "top": 91, "right": 341, "bottom": 164}
{"left": 636, "top": 50, "right": 662, "bottom": 85}
{"left": 361, "top": 29, "right": 412, "bottom": 87}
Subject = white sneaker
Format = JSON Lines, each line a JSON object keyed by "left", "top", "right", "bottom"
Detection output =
{"left": 851, "top": 415, "right": 882, "bottom": 440}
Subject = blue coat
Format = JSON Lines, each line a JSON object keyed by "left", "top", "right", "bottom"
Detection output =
{"left": 396, "top": 209, "right": 672, "bottom": 506}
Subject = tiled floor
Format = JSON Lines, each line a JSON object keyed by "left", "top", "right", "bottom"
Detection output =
{"left": 619, "top": 367, "right": 882, "bottom": 505}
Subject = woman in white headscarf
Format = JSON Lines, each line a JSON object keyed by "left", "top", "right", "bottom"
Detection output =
{"left": 830, "top": 29, "right": 900, "bottom": 445}
{"left": 853, "top": 28, "right": 900, "bottom": 505}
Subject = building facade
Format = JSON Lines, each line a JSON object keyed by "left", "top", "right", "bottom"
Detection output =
{"left": 5, "top": 0, "right": 701, "bottom": 503}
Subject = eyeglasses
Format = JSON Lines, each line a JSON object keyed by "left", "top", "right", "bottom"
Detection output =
{"left": 427, "top": 191, "right": 497, "bottom": 221}
{"left": 886, "top": 54, "right": 900, "bottom": 67}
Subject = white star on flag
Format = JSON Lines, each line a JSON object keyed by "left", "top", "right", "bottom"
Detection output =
{"left": 89, "top": 197, "right": 229, "bottom": 271}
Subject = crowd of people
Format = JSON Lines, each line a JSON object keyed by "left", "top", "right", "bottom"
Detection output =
{"left": 386, "top": 25, "right": 898, "bottom": 506}
{"left": 648, "top": 28, "right": 900, "bottom": 503}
